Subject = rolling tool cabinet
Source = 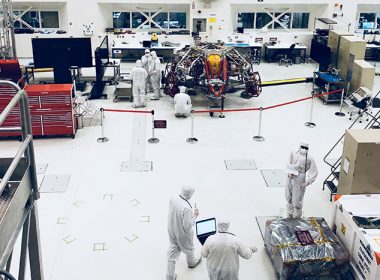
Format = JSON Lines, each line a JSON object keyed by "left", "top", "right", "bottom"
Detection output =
{"left": 0, "top": 84, "right": 76, "bottom": 138}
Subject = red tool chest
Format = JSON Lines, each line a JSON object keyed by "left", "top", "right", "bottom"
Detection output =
{"left": 0, "top": 84, "right": 75, "bottom": 138}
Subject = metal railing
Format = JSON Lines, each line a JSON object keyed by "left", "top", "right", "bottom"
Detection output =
{"left": 0, "top": 80, "right": 39, "bottom": 199}
{"left": 0, "top": 80, "right": 43, "bottom": 280}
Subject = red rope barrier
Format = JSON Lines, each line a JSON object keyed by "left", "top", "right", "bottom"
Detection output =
{"left": 193, "top": 89, "right": 343, "bottom": 114}
{"left": 102, "top": 108, "right": 153, "bottom": 114}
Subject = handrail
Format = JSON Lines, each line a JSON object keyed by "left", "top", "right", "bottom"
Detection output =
{"left": 0, "top": 80, "right": 39, "bottom": 199}
{"left": 0, "top": 135, "right": 32, "bottom": 194}
{"left": 323, "top": 89, "right": 380, "bottom": 169}
{"left": 0, "top": 89, "right": 22, "bottom": 127}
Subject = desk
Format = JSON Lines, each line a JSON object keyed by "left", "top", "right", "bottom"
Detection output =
{"left": 365, "top": 43, "right": 380, "bottom": 61}
{"left": 264, "top": 43, "right": 307, "bottom": 63}
{"left": 226, "top": 42, "right": 263, "bottom": 63}
{"left": 112, "top": 43, "right": 180, "bottom": 62}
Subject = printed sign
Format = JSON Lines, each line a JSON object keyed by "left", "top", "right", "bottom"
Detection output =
{"left": 154, "top": 120, "right": 167, "bottom": 129}
{"left": 295, "top": 230, "right": 315, "bottom": 246}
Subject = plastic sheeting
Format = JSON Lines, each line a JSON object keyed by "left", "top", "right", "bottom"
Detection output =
{"left": 264, "top": 217, "right": 351, "bottom": 280}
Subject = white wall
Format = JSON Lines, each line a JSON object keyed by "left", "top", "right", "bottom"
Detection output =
{"left": 12, "top": 0, "right": 380, "bottom": 58}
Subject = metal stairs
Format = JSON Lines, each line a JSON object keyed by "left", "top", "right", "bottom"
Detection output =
{"left": 323, "top": 90, "right": 380, "bottom": 201}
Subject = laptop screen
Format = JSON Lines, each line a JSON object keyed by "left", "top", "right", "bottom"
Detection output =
{"left": 196, "top": 218, "right": 216, "bottom": 236}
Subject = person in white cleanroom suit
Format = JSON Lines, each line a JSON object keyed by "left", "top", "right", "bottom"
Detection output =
{"left": 130, "top": 60, "right": 148, "bottom": 108}
{"left": 166, "top": 186, "right": 202, "bottom": 280}
{"left": 150, "top": 51, "right": 161, "bottom": 100}
{"left": 141, "top": 49, "right": 153, "bottom": 93}
{"left": 174, "top": 87, "right": 192, "bottom": 117}
{"left": 285, "top": 142, "right": 318, "bottom": 218}
{"left": 202, "top": 218, "right": 257, "bottom": 280}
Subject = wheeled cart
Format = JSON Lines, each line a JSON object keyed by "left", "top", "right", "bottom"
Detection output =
{"left": 114, "top": 75, "right": 133, "bottom": 103}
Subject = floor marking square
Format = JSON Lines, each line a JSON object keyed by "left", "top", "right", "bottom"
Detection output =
{"left": 129, "top": 199, "right": 141, "bottom": 207}
{"left": 39, "top": 175, "right": 70, "bottom": 193}
{"left": 103, "top": 194, "right": 114, "bottom": 201}
{"left": 73, "top": 201, "right": 85, "bottom": 208}
{"left": 140, "top": 216, "right": 150, "bottom": 223}
{"left": 261, "top": 170, "right": 287, "bottom": 188}
{"left": 125, "top": 234, "right": 139, "bottom": 243}
{"left": 93, "top": 243, "right": 107, "bottom": 251}
{"left": 57, "top": 217, "right": 68, "bottom": 225}
{"left": 63, "top": 235, "right": 76, "bottom": 244}
{"left": 225, "top": 160, "right": 257, "bottom": 170}
{"left": 121, "top": 161, "right": 153, "bottom": 172}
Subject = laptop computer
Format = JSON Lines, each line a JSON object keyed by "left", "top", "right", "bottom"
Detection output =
{"left": 196, "top": 218, "right": 216, "bottom": 245}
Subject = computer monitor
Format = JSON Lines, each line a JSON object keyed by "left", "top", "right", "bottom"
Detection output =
{"left": 32, "top": 38, "right": 93, "bottom": 68}
{"left": 362, "top": 22, "right": 375, "bottom": 29}
{"left": 196, "top": 218, "right": 216, "bottom": 245}
{"left": 143, "top": 40, "right": 151, "bottom": 48}
{"left": 32, "top": 38, "right": 93, "bottom": 83}
{"left": 310, "top": 39, "right": 331, "bottom": 72}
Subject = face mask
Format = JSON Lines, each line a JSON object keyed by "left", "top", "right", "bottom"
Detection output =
{"left": 299, "top": 148, "right": 308, "bottom": 154}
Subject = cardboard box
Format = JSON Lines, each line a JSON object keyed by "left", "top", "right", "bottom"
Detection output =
{"left": 338, "top": 129, "right": 380, "bottom": 195}
{"left": 350, "top": 60, "right": 375, "bottom": 93}
{"left": 338, "top": 36, "right": 366, "bottom": 80}
{"left": 327, "top": 30, "right": 353, "bottom": 67}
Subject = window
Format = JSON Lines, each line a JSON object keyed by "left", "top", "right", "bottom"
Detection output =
{"left": 238, "top": 13, "right": 254, "bottom": 29}
{"left": 132, "top": 12, "right": 148, "bottom": 28}
{"left": 151, "top": 12, "right": 168, "bottom": 28}
{"left": 113, "top": 11, "right": 187, "bottom": 30}
{"left": 40, "top": 11, "right": 59, "bottom": 28}
{"left": 292, "top": 13, "right": 309, "bottom": 29}
{"left": 169, "top": 12, "right": 186, "bottom": 29}
{"left": 256, "top": 13, "right": 273, "bottom": 29}
{"left": 13, "top": 10, "right": 59, "bottom": 29}
{"left": 238, "top": 12, "right": 309, "bottom": 30}
{"left": 377, "top": 14, "right": 380, "bottom": 29}
{"left": 13, "top": 11, "right": 21, "bottom": 28}
{"left": 113, "top": 12, "right": 130, "bottom": 28}
{"left": 22, "top": 11, "right": 40, "bottom": 28}
{"left": 358, "top": 13, "right": 376, "bottom": 29}
{"left": 274, "top": 13, "right": 291, "bottom": 29}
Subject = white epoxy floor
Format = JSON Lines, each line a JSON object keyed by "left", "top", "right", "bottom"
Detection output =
{"left": 1, "top": 61, "right": 380, "bottom": 280}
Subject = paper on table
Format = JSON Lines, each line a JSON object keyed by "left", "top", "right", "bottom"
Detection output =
{"left": 286, "top": 164, "right": 299, "bottom": 175}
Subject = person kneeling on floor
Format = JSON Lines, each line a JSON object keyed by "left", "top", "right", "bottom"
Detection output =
{"left": 174, "top": 87, "right": 192, "bottom": 117}
{"left": 130, "top": 60, "right": 148, "bottom": 108}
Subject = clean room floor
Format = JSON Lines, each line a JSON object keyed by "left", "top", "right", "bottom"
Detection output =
{"left": 2, "top": 61, "right": 380, "bottom": 280}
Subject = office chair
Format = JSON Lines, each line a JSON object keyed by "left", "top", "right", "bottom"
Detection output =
{"left": 279, "top": 44, "right": 296, "bottom": 67}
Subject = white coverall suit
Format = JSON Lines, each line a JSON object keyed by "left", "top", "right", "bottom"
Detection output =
{"left": 202, "top": 220, "right": 253, "bottom": 280}
{"left": 167, "top": 193, "right": 199, "bottom": 280}
{"left": 285, "top": 148, "right": 318, "bottom": 218}
{"left": 150, "top": 51, "right": 161, "bottom": 100}
{"left": 130, "top": 60, "right": 148, "bottom": 108}
{"left": 174, "top": 89, "right": 192, "bottom": 117}
{"left": 141, "top": 52, "right": 153, "bottom": 93}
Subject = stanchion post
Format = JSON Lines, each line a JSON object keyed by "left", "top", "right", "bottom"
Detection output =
{"left": 253, "top": 107, "right": 265, "bottom": 142}
{"left": 148, "top": 110, "right": 160, "bottom": 144}
{"left": 335, "top": 89, "right": 346, "bottom": 117}
{"left": 97, "top": 108, "right": 109, "bottom": 143}
{"left": 305, "top": 91, "right": 317, "bottom": 128}
{"left": 186, "top": 110, "right": 198, "bottom": 144}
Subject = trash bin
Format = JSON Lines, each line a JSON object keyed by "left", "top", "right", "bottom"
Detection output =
{"left": 75, "top": 114, "right": 84, "bottom": 129}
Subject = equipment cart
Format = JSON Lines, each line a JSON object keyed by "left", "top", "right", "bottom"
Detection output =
{"left": 312, "top": 71, "right": 348, "bottom": 104}
{"left": 113, "top": 74, "right": 133, "bottom": 102}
